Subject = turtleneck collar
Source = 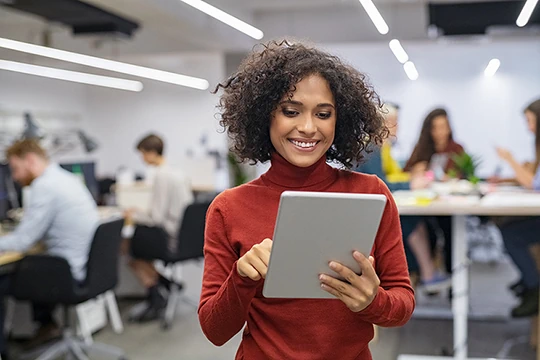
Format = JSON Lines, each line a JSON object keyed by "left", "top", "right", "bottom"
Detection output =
{"left": 261, "top": 152, "right": 337, "bottom": 191}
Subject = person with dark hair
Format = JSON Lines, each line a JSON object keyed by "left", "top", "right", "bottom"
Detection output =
{"left": 198, "top": 40, "right": 414, "bottom": 359}
{"left": 404, "top": 108, "right": 465, "bottom": 178}
{"left": 124, "top": 133, "right": 193, "bottom": 322}
{"left": 0, "top": 140, "right": 98, "bottom": 359}
{"left": 404, "top": 108, "right": 465, "bottom": 279}
{"left": 136, "top": 134, "right": 164, "bottom": 156}
{"left": 495, "top": 98, "right": 540, "bottom": 317}
{"left": 356, "top": 104, "right": 450, "bottom": 292}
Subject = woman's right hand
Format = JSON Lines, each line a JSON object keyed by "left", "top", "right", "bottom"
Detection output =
{"left": 237, "top": 238, "right": 273, "bottom": 281}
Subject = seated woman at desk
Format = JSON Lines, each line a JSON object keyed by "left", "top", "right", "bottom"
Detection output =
{"left": 404, "top": 108, "right": 465, "bottom": 279}
{"left": 355, "top": 103, "right": 450, "bottom": 292}
{"left": 124, "top": 134, "right": 194, "bottom": 322}
{"left": 495, "top": 98, "right": 540, "bottom": 317}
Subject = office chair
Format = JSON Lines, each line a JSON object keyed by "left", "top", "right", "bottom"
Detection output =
{"left": 10, "top": 220, "right": 127, "bottom": 360}
{"left": 130, "top": 201, "right": 210, "bottom": 330}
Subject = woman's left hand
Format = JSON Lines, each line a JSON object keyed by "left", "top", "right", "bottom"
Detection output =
{"left": 319, "top": 251, "right": 380, "bottom": 313}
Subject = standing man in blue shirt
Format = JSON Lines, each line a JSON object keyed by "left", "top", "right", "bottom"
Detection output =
{"left": 0, "top": 140, "right": 99, "bottom": 359}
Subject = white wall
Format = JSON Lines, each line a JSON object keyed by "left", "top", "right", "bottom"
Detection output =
{"left": 85, "top": 52, "right": 227, "bottom": 185}
{"left": 326, "top": 39, "right": 540, "bottom": 177}
{"left": 0, "top": 69, "right": 94, "bottom": 163}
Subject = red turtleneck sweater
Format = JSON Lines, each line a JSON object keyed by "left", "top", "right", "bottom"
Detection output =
{"left": 198, "top": 153, "right": 415, "bottom": 360}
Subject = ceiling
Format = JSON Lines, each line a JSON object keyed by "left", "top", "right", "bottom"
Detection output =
{"left": 0, "top": 0, "right": 536, "bottom": 59}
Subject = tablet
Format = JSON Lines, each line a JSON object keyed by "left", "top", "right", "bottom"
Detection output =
{"left": 263, "top": 191, "right": 387, "bottom": 299}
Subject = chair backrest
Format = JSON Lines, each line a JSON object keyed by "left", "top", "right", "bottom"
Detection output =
{"left": 175, "top": 201, "right": 211, "bottom": 262}
{"left": 84, "top": 219, "right": 124, "bottom": 295}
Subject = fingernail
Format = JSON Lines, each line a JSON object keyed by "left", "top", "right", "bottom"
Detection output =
{"left": 319, "top": 274, "right": 325, "bottom": 281}
{"left": 353, "top": 251, "right": 361, "bottom": 259}
{"left": 329, "top": 262, "right": 337, "bottom": 270}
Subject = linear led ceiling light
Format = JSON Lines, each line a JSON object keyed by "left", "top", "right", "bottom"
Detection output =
{"left": 357, "top": 0, "right": 389, "bottom": 34}
{"left": 516, "top": 0, "right": 539, "bottom": 27}
{"left": 484, "top": 59, "right": 501, "bottom": 77}
{"left": 0, "top": 37, "right": 209, "bottom": 90}
{"left": 403, "top": 61, "right": 419, "bottom": 81}
{"left": 389, "top": 39, "right": 409, "bottom": 63}
{"left": 0, "top": 60, "right": 143, "bottom": 91}
{"left": 179, "top": 0, "right": 264, "bottom": 39}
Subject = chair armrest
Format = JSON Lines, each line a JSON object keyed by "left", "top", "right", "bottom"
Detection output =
{"left": 11, "top": 255, "right": 77, "bottom": 303}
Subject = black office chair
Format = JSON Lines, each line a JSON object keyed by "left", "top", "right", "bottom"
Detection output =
{"left": 10, "top": 220, "right": 126, "bottom": 360}
{"left": 130, "top": 201, "right": 210, "bottom": 330}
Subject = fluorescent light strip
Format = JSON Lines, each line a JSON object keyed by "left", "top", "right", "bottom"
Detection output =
{"left": 389, "top": 39, "right": 409, "bottom": 64}
{"left": 358, "top": 0, "right": 389, "bottom": 35}
{"left": 403, "top": 61, "right": 419, "bottom": 80}
{"left": 484, "top": 59, "right": 501, "bottom": 77}
{"left": 517, "top": 0, "right": 539, "bottom": 27}
{"left": 0, "top": 37, "right": 209, "bottom": 90}
{"left": 0, "top": 60, "right": 143, "bottom": 92}
{"left": 180, "top": 0, "right": 263, "bottom": 40}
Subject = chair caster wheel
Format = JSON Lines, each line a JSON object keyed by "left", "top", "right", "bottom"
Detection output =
{"left": 161, "top": 322, "right": 171, "bottom": 331}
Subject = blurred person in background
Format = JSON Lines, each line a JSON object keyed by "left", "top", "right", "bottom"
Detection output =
{"left": 404, "top": 108, "right": 466, "bottom": 278}
{"left": 124, "top": 134, "right": 193, "bottom": 322}
{"left": 0, "top": 140, "right": 98, "bottom": 359}
{"left": 495, "top": 98, "right": 540, "bottom": 317}
{"left": 356, "top": 103, "right": 450, "bottom": 292}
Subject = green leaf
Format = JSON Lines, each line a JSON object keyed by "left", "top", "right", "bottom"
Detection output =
{"left": 451, "top": 152, "right": 482, "bottom": 180}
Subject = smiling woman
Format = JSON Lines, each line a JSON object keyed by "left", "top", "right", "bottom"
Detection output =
{"left": 199, "top": 40, "right": 415, "bottom": 360}
{"left": 214, "top": 40, "right": 387, "bottom": 168}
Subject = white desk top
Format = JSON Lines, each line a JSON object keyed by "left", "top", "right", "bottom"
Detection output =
{"left": 395, "top": 190, "right": 540, "bottom": 216}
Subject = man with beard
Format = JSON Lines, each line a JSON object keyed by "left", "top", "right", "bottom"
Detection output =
{"left": 0, "top": 139, "right": 99, "bottom": 360}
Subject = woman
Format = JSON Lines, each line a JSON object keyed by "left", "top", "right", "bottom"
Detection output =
{"left": 496, "top": 98, "right": 540, "bottom": 318}
{"left": 356, "top": 103, "right": 450, "bottom": 292}
{"left": 404, "top": 108, "right": 464, "bottom": 178}
{"left": 198, "top": 41, "right": 415, "bottom": 359}
{"left": 404, "top": 108, "right": 465, "bottom": 277}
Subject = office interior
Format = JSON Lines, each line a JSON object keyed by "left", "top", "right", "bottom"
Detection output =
{"left": 0, "top": 0, "right": 539, "bottom": 359}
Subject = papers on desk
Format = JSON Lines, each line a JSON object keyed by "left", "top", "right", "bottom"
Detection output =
{"left": 481, "top": 192, "right": 540, "bottom": 207}
{"left": 392, "top": 190, "right": 481, "bottom": 207}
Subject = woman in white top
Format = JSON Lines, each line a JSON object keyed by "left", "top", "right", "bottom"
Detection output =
{"left": 495, "top": 98, "right": 540, "bottom": 318}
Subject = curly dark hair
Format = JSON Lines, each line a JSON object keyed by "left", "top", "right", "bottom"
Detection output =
{"left": 214, "top": 40, "right": 387, "bottom": 168}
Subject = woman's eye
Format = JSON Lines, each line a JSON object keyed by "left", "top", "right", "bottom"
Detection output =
{"left": 317, "top": 112, "right": 332, "bottom": 119}
{"left": 282, "top": 109, "right": 299, "bottom": 117}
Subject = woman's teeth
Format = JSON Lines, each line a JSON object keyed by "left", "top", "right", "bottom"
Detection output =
{"left": 291, "top": 140, "right": 317, "bottom": 148}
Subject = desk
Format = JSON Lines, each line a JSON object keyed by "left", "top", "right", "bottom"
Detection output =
{"left": 396, "top": 195, "right": 540, "bottom": 360}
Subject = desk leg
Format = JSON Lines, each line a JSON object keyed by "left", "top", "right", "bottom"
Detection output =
{"left": 537, "top": 286, "right": 540, "bottom": 360}
{"left": 452, "top": 215, "right": 468, "bottom": 360}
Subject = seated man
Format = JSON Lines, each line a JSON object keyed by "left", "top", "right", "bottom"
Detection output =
{"left": 0, "top": 139, "right": 99, "bottom": 359}
{"left": 124, "top": 134, "right": 193, "bottom": 322}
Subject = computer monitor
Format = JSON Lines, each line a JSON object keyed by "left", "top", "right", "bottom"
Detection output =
{"left": 0, "top": 164, "right": 22, "bottom": 221}
{"left": 60, "top": 162, "right": 99, "bottom": 203}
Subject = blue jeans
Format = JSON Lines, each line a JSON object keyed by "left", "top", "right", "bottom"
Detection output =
{"left": 501, "top": 218, "right": 540, "bottom": 290}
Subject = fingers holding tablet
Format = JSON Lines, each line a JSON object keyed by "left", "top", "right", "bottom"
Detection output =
{"left": 237, "top": 238, "right": 273, "bottom": 281}
{"left": 319, "top": 252, "right": 381, "bottom": 313}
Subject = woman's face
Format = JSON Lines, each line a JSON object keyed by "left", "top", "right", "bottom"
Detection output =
{"left": 270, "top": 74, "right": 336, "bottom": 168}
{"left": 430, "top": 115, "right": 451, "bottom": 146}
{"left": 526, "top": 110, "right": 537, "bottom": 134}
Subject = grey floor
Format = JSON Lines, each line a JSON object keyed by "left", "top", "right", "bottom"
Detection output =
{"left": 87, "top": 258, "right": 537, "bottom": 360}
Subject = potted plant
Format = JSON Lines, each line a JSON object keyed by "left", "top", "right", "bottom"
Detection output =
{"left": 449, "top": 152, "right": 482, "bottom": 185}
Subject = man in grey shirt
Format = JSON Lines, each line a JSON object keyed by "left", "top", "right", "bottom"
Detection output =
{"left": 0, "top": 139, "right": 99, "bottom": 358}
